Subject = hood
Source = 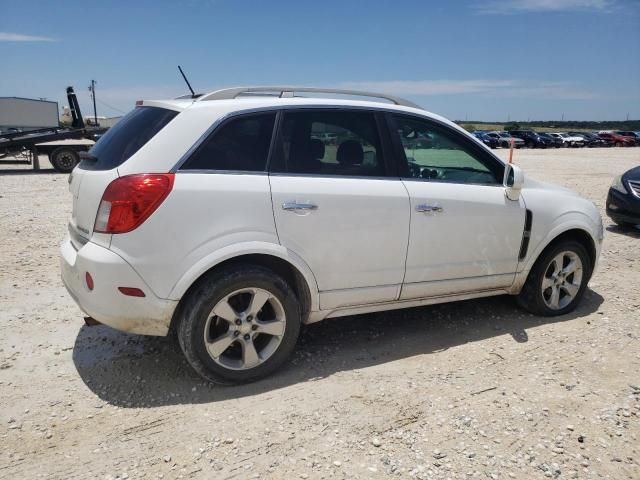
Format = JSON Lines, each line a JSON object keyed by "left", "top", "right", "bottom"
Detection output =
{"left": 624, "top": 165, "right": 640, "bottom": 181}
{"left": 523, "top": 176, "right": 580, "bottom": 197}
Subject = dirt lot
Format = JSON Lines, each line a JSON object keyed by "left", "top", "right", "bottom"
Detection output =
{"left": 1, "top": 148, "right": 639, "bottom": 480}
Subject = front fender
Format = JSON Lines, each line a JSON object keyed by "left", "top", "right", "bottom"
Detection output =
{"left": 511, "top": 210, "right": 601, "bottom": 292}
{"left": 167, "top": 241, "right": 320, "bottom": 311}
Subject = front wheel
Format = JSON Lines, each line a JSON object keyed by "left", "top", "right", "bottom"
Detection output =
{"left": 516, "top": 240, "right": 592, "bottom": 316}
{"left": 177, "top": 265, "right": 301, "bottom": 384}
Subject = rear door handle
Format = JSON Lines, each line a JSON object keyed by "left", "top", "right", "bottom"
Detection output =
{"left": 415, "top": 204, "right": 443, "bottom": 213}
{"left": 282, "top": 202, "right": 318, "bottom": 211}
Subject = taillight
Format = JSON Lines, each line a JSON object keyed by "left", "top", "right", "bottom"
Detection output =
{"left": 94, "top": 174, "right": 174, "bottom": 234}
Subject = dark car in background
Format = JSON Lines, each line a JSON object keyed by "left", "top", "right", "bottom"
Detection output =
{"left": 538, "top": 132, "right": 563, "bottom": 148}
{"left": 472, "top": 131, "right": 499, "bottom": 149}
{"left": 607, "top": 166, "right": 640, "bottom": 227}
{"left": 485, "top": 131, "right": 525, "bottom": 148}
{"left": 510, "top": 130, "right": 553, "bottom": 148}
{"left": 568, "top": 132, "right": 611, "bottom": 148}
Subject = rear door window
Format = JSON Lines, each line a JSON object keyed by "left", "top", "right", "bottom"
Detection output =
{"left": 270, "top": 110, "right": 386, "bottom": 177}
{"left": 80, "top": 106, "right": 178, "bottom": 171}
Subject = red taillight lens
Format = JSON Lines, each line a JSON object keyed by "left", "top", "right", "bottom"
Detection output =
{"left": 118, "top": 287, "right": 146, "bottom": 297}
{"left": 85, "top": 272, "right": 94, "bottom": 291}
{"left": 94, "top": 174, "right": 174, "bottom": 234}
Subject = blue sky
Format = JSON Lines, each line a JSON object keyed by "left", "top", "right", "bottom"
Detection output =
{"left": 1, "top": 0, "right": 639, "bottom": 121}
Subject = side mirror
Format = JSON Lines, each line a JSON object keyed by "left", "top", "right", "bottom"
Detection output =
{"left": 503, "top": 164, "right": 524, "bottom": 201}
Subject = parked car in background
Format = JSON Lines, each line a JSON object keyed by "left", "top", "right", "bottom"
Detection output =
{"left": 614, "top": 131, "right": 640, "bottom": 146}
{"left": 607, "top": 166, "right": 640, "bottom": 227}
{"left": 538, "top": 132, "right": 563, "bottom": 148}
{"left": 59, "top": 86, "right": 603, "bottom": 384}
{"left": 568, "top": 132, "right": 611, "bottom": 148}
{"left": 510, "top": 130, "right": 553, "bottom": 148}
{"left": 472, "top": 131, "right": 499, "bottom": 149}
{"left": 547, "top": 132, "right": 585, "bottom": 147}
{"left": 485, "top": 131, "right": 524, "bottom": 148}
{"left": 598, "top": 132, "right": 636, "bottom": 147}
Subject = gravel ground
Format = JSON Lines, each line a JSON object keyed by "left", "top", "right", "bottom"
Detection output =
{"left": 1, "top": 148, "right": 639, "bottom": 480}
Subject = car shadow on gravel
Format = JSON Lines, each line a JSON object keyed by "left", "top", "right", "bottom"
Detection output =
{"left": 606, "top": 224, "right": 640, "bottom": 238}
{"left": 72, "top": 290, "right": 603, "bottom": 408}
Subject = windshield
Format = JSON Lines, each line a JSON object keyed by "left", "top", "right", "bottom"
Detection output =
{"left": 80, "top": 106, "right": 178, "bottom": 171}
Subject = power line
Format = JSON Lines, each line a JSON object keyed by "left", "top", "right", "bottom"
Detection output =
{"left": 95, "top": 97, "right": 127, "bottom": 115}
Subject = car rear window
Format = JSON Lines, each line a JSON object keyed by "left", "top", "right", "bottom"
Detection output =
{"left": 79, "top": 106, "right": 178, "bottom": 171}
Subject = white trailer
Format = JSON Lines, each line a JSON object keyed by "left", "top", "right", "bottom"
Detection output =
{"left": 0, "top": 97, "right": 59, "bottom": 133}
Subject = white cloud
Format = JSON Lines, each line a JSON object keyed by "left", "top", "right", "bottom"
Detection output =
{"left": 476, "top": 0, "right": 617, "bottom": 14}
{"left": 0, "top": 32, "right": 57, "bottom": 42}
{"left": 338, "top": 79, "right": 597, "bottom": 100}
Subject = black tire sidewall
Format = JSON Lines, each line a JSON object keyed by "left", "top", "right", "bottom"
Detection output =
{"left": 50, "top": 148, "right": 79, "bottom": 173}
{"left": 178, "top": 266, "right": 301, "bottom": 384}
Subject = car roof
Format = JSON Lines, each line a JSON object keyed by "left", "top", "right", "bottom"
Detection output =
{"left": 139, "top": 94, "right": 464, "bottom": 135}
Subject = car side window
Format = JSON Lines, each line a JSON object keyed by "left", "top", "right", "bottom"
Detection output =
{"left": 270, "top": 110, "right": 385, "bottom": 177}
{"left": 181, "top": 113, "right": 276, "bottom": 171}
{"left": 391, "top": 115, "right": 503, "bottom": 185}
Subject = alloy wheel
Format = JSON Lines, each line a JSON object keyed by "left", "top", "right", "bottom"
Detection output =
{"left": 204, "top": 288, "right": 286, "bottom": 370}
{"left": 541, "top": 251, "right": 583, "bottom": 310}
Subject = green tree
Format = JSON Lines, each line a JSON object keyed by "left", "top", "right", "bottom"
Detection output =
{"left": 504, "top": 122, "right": 520, "bottom": 131}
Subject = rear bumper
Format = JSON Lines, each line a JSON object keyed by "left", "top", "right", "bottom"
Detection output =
{"left": 60, "top": 235, "right": 177, "bottom": 336}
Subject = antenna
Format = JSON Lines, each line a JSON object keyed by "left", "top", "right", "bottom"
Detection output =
{"left": 178, "top": 65, "right": 196, "bottom": 98}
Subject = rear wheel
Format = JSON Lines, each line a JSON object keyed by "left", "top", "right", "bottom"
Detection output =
{"left": 50, "top": 147, "right": 79, "bottom": 173}
{"left": 177, "top": 265, "right": 301, "bottom": 384}
{"left": 516, "top": 240, "right": 592, "bottom": 316}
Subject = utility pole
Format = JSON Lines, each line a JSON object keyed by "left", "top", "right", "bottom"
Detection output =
{"left": 89, "top": 80, "right": 98, "bottom": 126}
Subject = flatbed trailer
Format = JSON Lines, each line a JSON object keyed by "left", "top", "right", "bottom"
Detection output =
{"left": 0, "top": 87, "right": 108, "bottom": 173}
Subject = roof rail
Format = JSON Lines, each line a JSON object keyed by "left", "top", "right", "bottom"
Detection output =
{"left": 198, "top": 86, "right": 422, "bottom": 109}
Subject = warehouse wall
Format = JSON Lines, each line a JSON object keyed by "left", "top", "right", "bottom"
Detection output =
{"left": 0, "top": 98, "right": 59, "bottom": 129}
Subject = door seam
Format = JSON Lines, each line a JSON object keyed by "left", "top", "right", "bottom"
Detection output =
{"left": 398, "top": 179, "right": 413, "bottom": 300}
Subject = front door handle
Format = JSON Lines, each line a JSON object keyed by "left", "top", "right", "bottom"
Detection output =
{"left": 282, "top": 202, "right": 318, "bottom": 212}
{"left": 415, "top": 204, "right": 443, "bottom": 213}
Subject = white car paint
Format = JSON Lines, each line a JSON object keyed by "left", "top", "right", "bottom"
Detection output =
{"left": 548, "top": 132, "right": 585, "bottom": 146}
{"left": 60, "top": 92, "right": 603, "bottom": 336}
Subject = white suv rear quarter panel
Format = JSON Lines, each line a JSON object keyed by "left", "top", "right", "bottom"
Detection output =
{"left": 108, "top": 173, "right": 280, "bottom": 300}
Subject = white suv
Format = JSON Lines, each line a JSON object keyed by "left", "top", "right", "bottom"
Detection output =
{"left": 60, "top": 87, "right": 603, "bottom": 384}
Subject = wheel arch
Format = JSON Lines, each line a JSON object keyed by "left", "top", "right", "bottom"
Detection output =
{"left": 512, "top": 226, "right": 598, "bottom": 293}
{"left": 168, "top": 248, "right": 318, "bottom": 332}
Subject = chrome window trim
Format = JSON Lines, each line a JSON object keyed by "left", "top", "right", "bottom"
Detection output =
{"left": 400, "top": 177, "right": 504, "bottom": 188}
{"left": 268, "top": 172, "right": 400, "bottom": 181}
{"left": 177, "top": 169, "right": 268, "bottom": 176}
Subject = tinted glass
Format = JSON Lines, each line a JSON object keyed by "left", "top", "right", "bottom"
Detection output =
{"left": 392, "top": 115, "right": 502, "bottom": 185}
{"left": 181, "top": 113, "right": 276, "bottom": 171}
{"left": 271, "top": 110, "right": 385, "bottom": 177}
{"left": 81, "top": 107, "right": 178, "bottom": 171}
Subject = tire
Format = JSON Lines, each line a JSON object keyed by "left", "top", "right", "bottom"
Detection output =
{"left": 50, "top": 147, "right": 79, "bottom": 173}
{"left": 516, "top": 240, "right": 592, "bottom": 317}
{"left": 177, "top": 265, "right": 301, "bottom": 384}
